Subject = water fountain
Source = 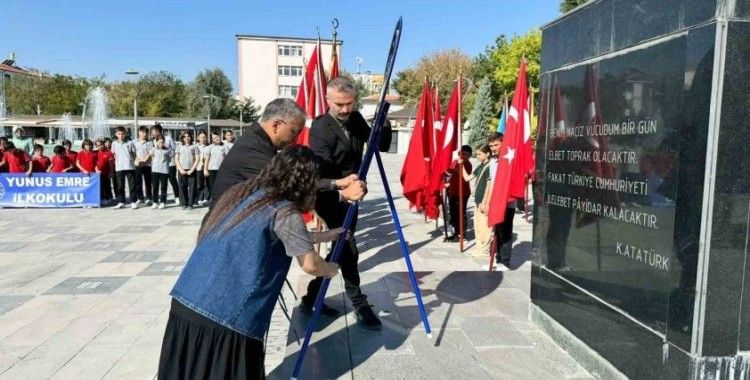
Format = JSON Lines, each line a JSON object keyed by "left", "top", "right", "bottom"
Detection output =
{"left": 87, "top": 87, "right": 110, "bottom": 140}
{"left": 57, "top": 113, "right": 78, "bottom": 143}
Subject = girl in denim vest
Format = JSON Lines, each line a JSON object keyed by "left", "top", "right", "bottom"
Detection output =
{"left": 159, "top": 145, "right": 341, "bottom": 379}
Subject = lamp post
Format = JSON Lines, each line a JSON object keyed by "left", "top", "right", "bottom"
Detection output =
{"left": 125, "top": 69, "right": 140, "bottom": 138}
{"left": 202, "top": 94, "right": 216, "bottom": 133}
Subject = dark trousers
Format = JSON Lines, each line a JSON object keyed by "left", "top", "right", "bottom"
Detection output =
{"left": 493, "top": 207, "right": 516, "bottom": 265}
{"left": 546, "top": 207, "right": 573, "bottom": 269}
{"left": 448, "top": 195, "right": 469, "bottom": 237}
{"left": 151, "top": 172, "right": 169, "bottom": 204}
{"left": 207, "top": 170, "right": 219, "bottom": 202}
{"left": 115, "top": 170, "right": 137, "bottom": 204}
{"left": 304, "top": 209, "right": 367, "bottom": 309}
{"left": 168, "top": 166, "right": 179, "bottom": 200}
{"left": 134, "top": 166, "right": 152, "bottom": 201}
{"left": 195, "top": 169, "right": 207, "bottom": 204}
{"left": 178, "top": 172, "right": 196, "bottom": 207}
{"left": 100, "top": 173, "right": 113, "bottom": 201}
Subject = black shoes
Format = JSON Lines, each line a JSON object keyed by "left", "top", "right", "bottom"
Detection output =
{"left": 300, "top": 301, "right": 341, "bottom": 318}
{"left": 356, "top": 304, "right": 382, "bottom": 330}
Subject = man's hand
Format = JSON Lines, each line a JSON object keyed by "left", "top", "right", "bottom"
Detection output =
{"left": 339, "top": 179, "right": 367, "bottom": 202}
{"left": 334, "top": 174, "right": 358, "bottom": 190}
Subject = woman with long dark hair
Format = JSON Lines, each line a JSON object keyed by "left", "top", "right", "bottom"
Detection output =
{"left": 158, "top": 145, "right": 341, "bottom": 379}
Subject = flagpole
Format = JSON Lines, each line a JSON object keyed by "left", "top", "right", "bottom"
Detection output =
{"left": 524, "top": 89, "right": 534, "bottom": 222}
{"left": 457, "top": 73, "right": 464, "bottom": 252}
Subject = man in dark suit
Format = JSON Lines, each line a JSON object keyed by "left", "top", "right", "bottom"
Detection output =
{"left": 210, "top": 98, "right": 366, "bottom": 206}
{"left": 301, "top": 77, "right": 392, "bottom": 330}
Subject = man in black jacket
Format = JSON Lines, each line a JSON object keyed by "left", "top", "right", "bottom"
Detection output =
{"left": 210, "top": 98, "right": 366, "bottom": 205}
{"left": 301, "top": 77, "right": 392, "bottom": 330}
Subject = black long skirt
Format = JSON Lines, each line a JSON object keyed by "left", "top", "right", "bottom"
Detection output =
{"left": 158, "top": 298, "right": 266, "bottom": 379}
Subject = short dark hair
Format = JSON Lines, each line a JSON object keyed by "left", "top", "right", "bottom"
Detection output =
{"left": 62, "top": 139, "right": 72, "bottom": 147}
{"left": 33, "top": 144, "right": 44, "bottom": 152}
{"left": 53, "top": 145, "right": 65, "bottom": 155}
{"left": 460, "top": 145, "right": 472, "bottom": 154}
{"left": 138, "top": 126, "right": 149, "bottom": 133}
{"left": 150, "top": 123, "right": 163, "bottom": 133}
{"left": 488, "top": 132, "right": 503, "bottom": 142}
{"left": 0, "top": 136, "right": 8, "bottom": 143}
{"left": 103, "top": 137, "right": 112, "bottom": 143}
{"left": 82, "top": 139, "right": 93, "bottom": 148}
{"left": 477, "top": 144, "right": 491, "bottom": 154}
{"left": 224, "top": 130, "right": 234, "bottom": 135}
{"left": 115, "top": 126, "right": 126, "bottom": 133}
{"left": 2, "top": 141, "right": 14, "bottom": 150}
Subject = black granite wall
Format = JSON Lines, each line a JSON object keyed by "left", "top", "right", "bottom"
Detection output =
{"left": 534, "top": 0, "right": 750, "bottom": 377}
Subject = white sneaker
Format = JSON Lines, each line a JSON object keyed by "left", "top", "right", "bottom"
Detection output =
{"left": 158, "top": 203, "right": 166, "bottom": 209}
{"left": 144, "top": 199, "right": 152, "bottom": 206}
{"left": 151, "top": 203, "right": 158, "bottom": 209}
{"left": 173, "top": 198, "right": 180, "bottom": 205}
{"left": 113, "top": 202, "right": 125, "bottom": 209}
{"left": 131, "top": 200, "right": 140, "bottom": 209}
{"left": 198, "top": 200, "right": 206, "bottom": 206}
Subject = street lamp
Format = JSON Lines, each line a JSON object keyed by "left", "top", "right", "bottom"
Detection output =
{"left": 202, "top": 94, "right": 216, "bottom": 133}
{"left": 125, "top": 69, "right": 140, "bottom": 138}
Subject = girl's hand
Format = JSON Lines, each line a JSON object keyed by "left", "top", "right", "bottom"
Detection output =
{"left": 325, "top": 263, "right": 340, "bottom": 279}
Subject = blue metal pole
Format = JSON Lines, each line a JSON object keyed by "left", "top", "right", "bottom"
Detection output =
{"left": 374, "top": 150, "right": 432, "bottom": 337}
{"left": 291, "top": 105, "right": 390, "bottom": 379}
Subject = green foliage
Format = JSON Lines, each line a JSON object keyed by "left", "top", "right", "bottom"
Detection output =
{"left": 5, "top": 74, "right": 90, "bottom": 115}
{"left": 469, "top": 35, "right": 509, "bottom": 106}
{"left": 492, "top": 30, "right": 541, "bottom": 95}
{"left": 233, "top": 96, "right": 260, "bottom": 123}
{"left": 466, "top": 77, "right": 495, "bottom": 149}
{"left": 186, "top": 68, "right": 234, "bottom": 119}
{"left": 138, "top": 71, "right": 187, "bottom": 117}
{"left": 560, "top": 0, "right": 588, "bottom": 13}
{"left": 393, "top": 49, "right": 472, "bottom": 109}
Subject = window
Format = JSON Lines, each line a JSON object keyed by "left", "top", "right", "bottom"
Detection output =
{"left": 278, "top": 65, "right": 303, "bottom": 77}
{"left": 278, "top": 85, "right": 298, "bottom": 98}
{"left": 278, "top": 45, "right": 303, "bottom": 57}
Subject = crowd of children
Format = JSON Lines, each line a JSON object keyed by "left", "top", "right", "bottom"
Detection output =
{"left": 442, "top": 132, "right": 519, "bottom": 272}
{"left": 0, "top": 124, "right": 234, "bottom": 210}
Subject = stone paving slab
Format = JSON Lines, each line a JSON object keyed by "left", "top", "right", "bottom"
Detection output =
{"left": 0, "top": 154, "right": 590, "bottom": 379}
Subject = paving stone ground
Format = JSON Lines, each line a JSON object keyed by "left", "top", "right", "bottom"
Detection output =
{"left": 0, "top": 153, "right": 591, "bottom": 379}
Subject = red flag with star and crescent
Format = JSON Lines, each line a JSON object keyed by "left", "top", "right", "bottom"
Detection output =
{"left": 401, "top": 80, "right": 434, "bottom": 214}
{"left": 488, "top": 59, "right": 534, "bottom": 226}
{"left": 295, "top": 39, "right": 329, "bottom": 146}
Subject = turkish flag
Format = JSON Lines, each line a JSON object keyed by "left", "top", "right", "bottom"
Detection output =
{"left": 429, "top": 82, "right": 460, "bottom": 196}
{"left": 488, "top": 59, "right": 533, "bottom": 226}
{"left": 329, "top": 43, "right": 339, "bottom": 80}
{"left": 295, "top": 40, "right": 329, "bottom": 146}
{"left": 401, "top": 80, "right": 435, "bottom": 214}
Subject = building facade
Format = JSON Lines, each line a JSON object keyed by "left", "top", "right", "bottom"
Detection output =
{"left": 236, "top": 35, "right": 342, "bottom": 110}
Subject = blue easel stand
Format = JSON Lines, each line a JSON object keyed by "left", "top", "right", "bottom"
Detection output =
{"left": 374, "top": 149, "right": 432, "bottom": 338}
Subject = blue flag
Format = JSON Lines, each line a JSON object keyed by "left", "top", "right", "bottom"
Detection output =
{"left": 496, "top": 106, "right": 507, "bottom": 134}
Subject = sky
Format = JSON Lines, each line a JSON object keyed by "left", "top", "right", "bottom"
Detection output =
{"left": 1, "top": 0, "right": 560, "bottom": 90}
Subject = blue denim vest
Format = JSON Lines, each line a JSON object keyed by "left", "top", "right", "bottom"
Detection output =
{"left": 171, "top": 190, "right": 292, "bottom": 340}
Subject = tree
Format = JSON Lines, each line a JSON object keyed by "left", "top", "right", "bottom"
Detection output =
{"left": 560, "top": 0, "right": 588, "bottom": 12}
{"left": 138, "top": 71, "right": 187, "bottom": 117}
{"left": 4, "top": 73, "right": 91, "bottom": 115}
{"left": 492, "top": 30, "right": 542, "bottom": 95}
{"left": 233, "top": 96, "right": 260, "bottom": 123}
{"left": 187, "top": 68, "right": 234, "bottom": 119}
{"left": 107, "top": 80, "right": 136, "bottom": 117}
{"left": 466, "top": 77, "right": 495, "bottom": 149}
{"left": 469, "top": 35, "right": 509, "bottom": 105}
{"left": 393, "top": 49, "right": 472, "bottom": 109}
